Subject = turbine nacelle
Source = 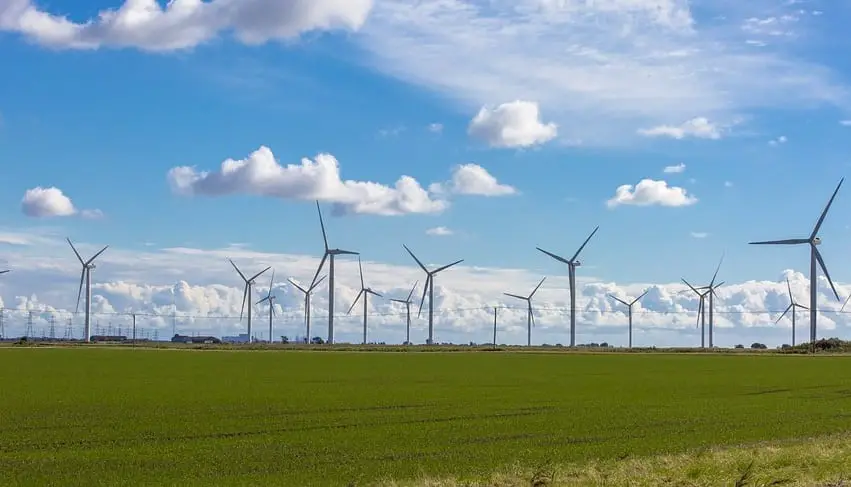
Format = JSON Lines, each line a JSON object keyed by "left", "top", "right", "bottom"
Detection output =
{"left": 813, "top": 236, "right": 822, "bottom": 245}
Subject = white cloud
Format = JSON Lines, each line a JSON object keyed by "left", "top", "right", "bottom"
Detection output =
{"left": 167, "top": 145, "right": 448, "bottom": 216}
{"left": 431, "top": 164, "right": 517, "bottom": 197}
{"left": 840, "top": 120, "right": 851, "bottom": 126}
{"left": 606, "top": 179, "right": 698, "bottom": 208}
{"left": 467, "top": 101, "right": 557, "bottom": 148}
{"left": 426, "top": 226, "right": 453, "bottom": 236}
{"left": 0, "top": 236, "right": 847, "bottom": 347}
{"left": 724, "top": 181, "right": 734, "bottom": 188}
{"left": 690, "top": 232, "right": 709, "bottom": 239}
{"left": 638, "top": 117, "right": 722, "bottom": 140}
{"left": 20, "top": 187, "right": 103, "bottom": 219}
{"left": 663, "top": 163, "right": 686, "bottom": 173}
{"left": 768, "top": 135, "right": 788, "bottom": 146}
{"left": 358, "top": 1, "right": 847, "bottom": 146}
{"left": 428, "top": 123, "right": 443, "bottom": 133}
{"left": 0, "top": 0, "right": 373, "bottom": 51}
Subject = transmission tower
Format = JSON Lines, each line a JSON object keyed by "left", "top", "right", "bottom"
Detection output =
{"left": 49, "top": 315, "right": 56, "bottom": 340}
{"left": 25, "top": 311, "right": 33, "bottom": 338}
{"left": 0, "top": 309, "right": 4, "bottom": 339}
{"left": 64, "top": 317, "right": 73, "bottom": 340}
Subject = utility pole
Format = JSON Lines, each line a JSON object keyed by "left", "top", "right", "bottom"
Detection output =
{"left": 493, "top": 306, "right": 498, "bottom": 350}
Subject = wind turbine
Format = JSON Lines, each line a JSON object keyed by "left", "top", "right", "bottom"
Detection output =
{"left": 390, "top": 281, "right": 418, "bottom": 345}
{"left": 347, "top": 256, "right": 382, "bottom": 345}
{"left": 607, "top": 289, "right": 648, "bottom": 349}
{"left": 749, "top": 178, "right": 843, "bottom": 345}
{"left": 230, "top": 259, "right": 271, "bottom": 343}
{"left": 288, "top": 274, "right": 326, "bottom": 344}
{"left": 311, "top": 201, "right": 358, "bottom": 344}
{"left": 536, "top": 226, "right": 599, "bottom": 347}
{"left": 777, "top": 277, "right": 809, "bottom": 346}
{"left": 695, "top": 255, "right": 725, "bottom": 348}
{"left": 403, "top": 245, "right": 463, "bottom": 345}
{"left": 68, "top": 238, "right": 108, "bottom": 343}
{"left": 682, "top": 279, "right": 710, "bottom": 348}
{"left": 504, "top": 277, "right": 546, "bottom": 346}
{"left": 256, "top": 270, "right": 277, "bottom": 343}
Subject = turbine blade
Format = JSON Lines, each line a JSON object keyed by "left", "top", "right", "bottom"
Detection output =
{"left": 86, "top": 245, "right": 109, "bottom": 265}
{"left": 272, "top": 305, "right": 277, "bottom": 317}
{"left": 504, "top": 293, "right": 526, "bottom": 300}
{"left": 631, "top": 289, "right": 649, "bottom": 305}
{"left": 67, "top": 238, "right": 84, "bottom": 264}
{"left": 775, "top": 304, "right": 793, "bottom": 324}
{"left": 570, "top": 226, "right": 599, "bottom": 262}
{"left": 316, "top": 200, "right": 329, "bottom": 251}
{"left": 288, "top": 278, "right": 308, "bottom": 294}
{"left": 75, "top": 270, "right": 85, "bottom": 314}
{"left": 696, "top": 298, "right": 703, "bottom": 328}
{"left": 529, "top": 302, "right": 536, "bottom": 328}
{"left": 240, "top": 285, "right": 248, "bottom": 321}
{"left": 0, "top": 270, "right": 8, "bottom": 275}
{"left": 310, "top": 254, "right": 328, "bottom": 288}
{"left": 358, "top": 256, "right": 365, "bottom": 289}
{"left": 797, "top": 303, "right": 809, "bottom": 311}
{"left": 367, "top": 289, "right": 382, "bottom": 297}
{"left": 417, "top": 275, "right": 430, "bottom": 317}
{"left": 841, "top": 295, "right": 851, "bottom": 313}
{"left": 406, "top": 281, "right": 418, "bottom": 302}
{"left": 608, "top": 294, "right": 629, "bottom": 307}
{"left": 309, "top": 275, "right": 327, "bottom": 292}
{"left": 434, "top": 259, "right": 463, "bottom": 274}
{"left": 267, "top": 270, "right": 276, "bottom": 297}
{"left": 256, "top": 296, "right": 270, "bottom": 306}
{"left": 748, "top": 239, "right": 809, "bottom": 245}
{"left": 403, "top": 245, "right": 429, "bottom": 272}
{"left": 347, "top": 290, "right": 364, "bottom": 315}
{"left": 230, "top": 259, "right": 248, "bottom": 282}
{"left": 530, "top": 276, "right": 547, "bottom": 297}
{"left": 681, "top": 278, "right": 701, "bottom": 295}
{"left": 335, "top": 250, "right": 359, "bottom": 255}
{"left": 249, "top": 266, "right": 271, "bottom": 282}
{"left": 786, "top": 278, "right": 793, "bottom": 302}
{"left": 390, "top": 299, "right": 407, "bottom": 304}
{"left": 536, "top": 247, "right": 570, "bottom": 265}
{"left": 810, "top": 177, "right": 844, "bottom": 240}
{"left": 709, "top": 252, "right": 724, "bottom": 287}
{"left": 814, "top": 247, "right": 840, "bottom": 301}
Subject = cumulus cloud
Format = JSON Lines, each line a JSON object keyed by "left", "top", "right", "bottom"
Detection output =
{"left": 426, "top": 226, "right": 453, "bottom": 236}
{"left": 0, "top": 237, "right": 848, "bottom": 347}
{"left": 768, "top": 135, "right": 787, "bottom": 146}
{"left": 431, "top": 164, "right": 517, "bottom": 197}
{"left": 467, "top": 101, "right": 557, "bottom": 148}
{"left": 606, "top": 179, "right": 698, "bottom": 208}
{"left": 663, "top": 163, "right": 686, "bottom": 173}
{"left": 20, "top": 187, "right": 103, "bottom": 219}
{"left": 0, "top": 0, "right": 373, "bottom": 51}
{"left": 638, "top": 117, "right": 723, "bottom": 140}
{"left": 167, "top": 145, "right": 449, "bottom": 216}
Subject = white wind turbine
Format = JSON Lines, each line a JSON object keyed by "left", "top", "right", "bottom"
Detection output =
{"left": 390, "top": 281, "right": 418, "bottom": 345}
{"left": 256, "top": 270, "right": 278, "bottom": 343}
{"left": 607, "top": 289, "right": 649, "bottom": 349}
{"left": 289, "top": 274, "right": 326, "bottom": 344}
{"left": 503, "top": 277, "right": 546, "bottom": 347}
{"left": 68, "top": 238, "right": 108, "bottom": 343}
{"left": 230, "top": 259, "right": 270, "bottom": 343}
{"left": 778, "top": 277, "right": 809, "bottom": 347}
{"left": 347, "top": 256, "right": 382, "bottom": 345}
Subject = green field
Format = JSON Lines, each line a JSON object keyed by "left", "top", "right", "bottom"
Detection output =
{"left": 1, "top": 348, "right": 850, "bottom": 486}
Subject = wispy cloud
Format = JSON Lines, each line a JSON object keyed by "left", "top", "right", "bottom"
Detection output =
{"left": 639, "top": 117, "right": 723, "bottom": 140}
{"left": 358, "top": 0, "right": 847, "bottom": 145}
{"left": 690, "top": 232, "right": 709, "bottom": 239}
{"left": 768, "top": 135, "right": 788, "bottom": 146}
{"left": 426, "top": 226, "right": 453, "bottom": 236}
{"left": 663, "top": 163, "right": 686, "bottom": 173}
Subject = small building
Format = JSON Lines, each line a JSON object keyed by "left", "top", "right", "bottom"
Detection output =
{"left": 90, "top": 335, "right": 127, "bottom": 343}
{"left": 222, "top": 333, "right": 250, "bottom": 344}
{"left": 171, "top": 334, "right": 222, "bottom": 344}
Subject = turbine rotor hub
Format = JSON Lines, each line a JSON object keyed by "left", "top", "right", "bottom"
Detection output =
{"left": 813, "top": 237, "right": 822, "bottom": 245}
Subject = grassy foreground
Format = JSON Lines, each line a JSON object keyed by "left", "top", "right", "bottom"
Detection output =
{"left": 1, "top": 349, "right": 850, "bottom": 486}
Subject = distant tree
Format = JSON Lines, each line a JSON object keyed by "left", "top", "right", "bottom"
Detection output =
{"left": 780, "top": 344, "right": 791, "bottom": 349}
{"left": 750, "top": 342, "right": 768, "bottom": 349}
{"left": 735, "top": 344, "right": 744, "bottom": 349}
{"left": 311, "top": 336, "right": 324, "bottom": 345}
{"left": 281, "top": 336, "right": 289, "bottom": 344}
{"left": 600, "top": 342, "right": 609, "bottom": 348}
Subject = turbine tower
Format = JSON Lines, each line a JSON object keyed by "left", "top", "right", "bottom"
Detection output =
{"left": 682, "top": 279, "right": 711, "bottom": 348}
{"left": 777, "top": 277, "right": 808, "bottom": 347}
{"left": 749, "top": 178, "right": 843, "bottom": 345}
{"left": 607, "top": 289, "right": 648, "bottom": 349}
{"left": 68, "top": 238, "right": 108, "bottom": 343}
{"left": 256, "top": 270, "right": 277, "bottom": 343}
{"left": 230, "top": 259, "right": 270, "bottom": 343}
{"left": 536, "top": 226, "right": 599, "bottom": 347}
{"left": 403, "top": 245, "right": 463, "bottom": 345}
{"left": 504, "top": 277, "right": 546, "bottom": 346}
{"left": 347, "top": 256, "right": 382, "bottom": 345}
{"left": 390, "top": 281, "right": 418, "bottom": 345}
{"left": 311, "top": 201, "right": 358, "bottom": 344}
{"left": 288, "top": 274, "right": 326, "bottom": 344}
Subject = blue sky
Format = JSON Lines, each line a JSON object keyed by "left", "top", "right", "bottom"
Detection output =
{"left": 0, "top": 0, "right": 851, "bottom": 345}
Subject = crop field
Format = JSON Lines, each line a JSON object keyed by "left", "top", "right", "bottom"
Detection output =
{"left": 1, "top": 348, "right": 850, "bottom": 486}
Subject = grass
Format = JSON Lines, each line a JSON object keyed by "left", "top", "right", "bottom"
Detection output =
{"left": 1, "top": 349, "right": 850, "bottom": 486}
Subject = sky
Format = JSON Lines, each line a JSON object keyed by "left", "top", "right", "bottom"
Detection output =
{"left": 1, "top": 0, "right": 851, "bottom": 347}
